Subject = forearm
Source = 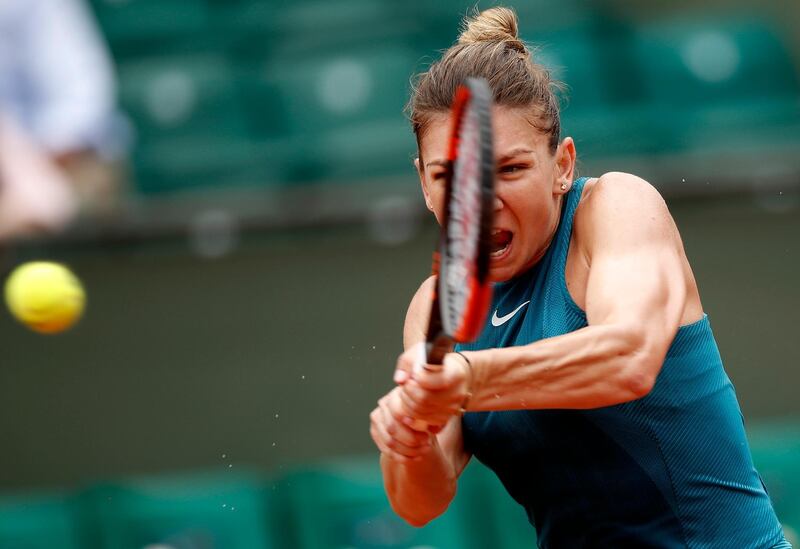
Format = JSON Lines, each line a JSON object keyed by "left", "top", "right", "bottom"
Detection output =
{"left": 380, "top": 441, "right": 457, "bottom": 526}
{"left": 469, "top": 322, "right": 663, "bottom": 411}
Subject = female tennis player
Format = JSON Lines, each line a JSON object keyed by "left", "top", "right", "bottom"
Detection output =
{"left": 369, "top": 7, "right": 790, "bottom": 548}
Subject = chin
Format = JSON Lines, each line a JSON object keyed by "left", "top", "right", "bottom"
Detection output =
{"left": 487, "top": 236, "right": 526, "bottom": 281}
{"left": 487, "top": 264, "right": 518, "bottom": 283}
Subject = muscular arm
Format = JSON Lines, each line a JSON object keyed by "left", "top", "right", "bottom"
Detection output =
{"left": 467, "top": 173, "right": 691, "bottom": 411}
{"left": 381, "top": 276, "right": 472, "bottom": 526}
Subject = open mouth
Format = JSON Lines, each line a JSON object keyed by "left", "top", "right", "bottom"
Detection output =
{"left": 490, "top": 229, "right": 513, "bottom": 258}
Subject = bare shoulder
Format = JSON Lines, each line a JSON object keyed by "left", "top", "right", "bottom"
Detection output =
{"left": 575, "top": 172, "right": 678, "bottom": 250}
{"left": 581, "top": 171, "right": 667, "bottom": 213}
{"left": 404, "top": 275, "right": 436, "bottom": 349}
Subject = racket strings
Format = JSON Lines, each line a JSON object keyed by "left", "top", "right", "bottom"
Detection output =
{"left": 443, "top": 102, "right": 484, "bottom": 332}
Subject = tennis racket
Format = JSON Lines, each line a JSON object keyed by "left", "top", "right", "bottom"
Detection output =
{"left": 411, "top": 77, "right": 496, "bottom": 431}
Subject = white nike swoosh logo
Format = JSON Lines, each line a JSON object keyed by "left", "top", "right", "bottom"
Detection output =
{"left": 491, "top": 301, "right": 530, "bottom": 327}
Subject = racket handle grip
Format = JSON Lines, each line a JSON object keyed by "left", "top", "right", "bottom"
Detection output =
{"left": 426, "top": 335, "right": 453, "bottom": 366}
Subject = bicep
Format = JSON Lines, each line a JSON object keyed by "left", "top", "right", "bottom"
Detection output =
{"left": 581, "top": 174, "right": 687, "bottom": 355}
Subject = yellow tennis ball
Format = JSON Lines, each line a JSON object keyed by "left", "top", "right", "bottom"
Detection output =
{"left": 4, "top": 262, "right": 86, "bottom": 334}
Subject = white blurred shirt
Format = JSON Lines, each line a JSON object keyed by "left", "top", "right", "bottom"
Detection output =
{"left": 0, "top": 0, "right": 126, "bottom": 158}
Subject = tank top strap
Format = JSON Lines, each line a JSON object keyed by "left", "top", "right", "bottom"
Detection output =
{"left": 550, "top": 176, "right": 589, "bottom": 276}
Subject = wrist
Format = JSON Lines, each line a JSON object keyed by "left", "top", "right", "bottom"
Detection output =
{"left": 454, "top": 351, "right": 473, "bottom": 413}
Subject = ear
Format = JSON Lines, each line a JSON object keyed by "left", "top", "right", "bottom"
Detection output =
{"left": 415, "top": 157, "right": 434, "bottom": 211}
{"left": 553, "top": 137, "right": 576, "bottom": 194}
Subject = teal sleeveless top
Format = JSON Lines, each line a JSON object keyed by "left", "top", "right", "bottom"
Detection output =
{"left": 457, "top": 177, "right": 790, "bottom": 548}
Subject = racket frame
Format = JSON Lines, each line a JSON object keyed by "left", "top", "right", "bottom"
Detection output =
{"left": 425, "top": 77, "right": 495, "bottom": 367}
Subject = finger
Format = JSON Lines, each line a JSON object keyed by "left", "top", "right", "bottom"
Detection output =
{"left": 379, "top": 401, "right": 410, "bottom": 441}
{"left": 404, "top": 414, "right": 449, "bottom": 432}
{"left": 387, "top": 387, "right": 418, "bottom": 422}
{"left": 399, "top": 401, "right": 452, "bottom": 433}
{"left": 398, "top": 381, "right": 432, "bottom": 419}
{"left": 392, "top": 385, "right": 451, "bottom": 433}
{"left": 371, "top": 425, "right": 417, "bottom": 463}
{"left": 398, "top": 379, "right": 420, "bottom": 407}
{"left": 380, "top": 398, "right": 431, "bottom": 448}
{"left": 398, "top": 383, "right": 454, "bottom": 432}
{"left": 370, "top": 419, "right": 403, "bottom": 457}
{"left": 414, "top": 353, "right": 466, "bottom": 391}
{"left": 401, "top": 379, "right": 437, "bottom": 411}
{"left": 402, "top": 379, "right": 456, "bottom": 416}
{"left": 394, "top": 342, "right": 425, "bottom": 385}
{"left": 374, "top": 412, "right": 430, "bottom": 458}
{"left": 400, "top": 409, "right": 448, "bottom": 435}
{"left": 385, "top": 389, "right": 435, "bottom": 434}
{"left": 411, "top": 367, "right": 449, "bottom": 391}
{"left": 372, "top": 403, "right": 425, "bottom": 460}
{"left": 388, "top": 435, "right": 431, "bottom": 458}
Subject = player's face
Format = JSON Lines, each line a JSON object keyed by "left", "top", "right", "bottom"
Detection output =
{"left": 416, "top": 106, "right": 576, "bottom": 282}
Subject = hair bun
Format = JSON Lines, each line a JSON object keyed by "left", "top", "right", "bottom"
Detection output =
{"left": 457, "top": 7, "right": 525, "bottom": 52}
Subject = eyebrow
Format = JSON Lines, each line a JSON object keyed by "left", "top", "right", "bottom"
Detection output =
{"left": 497, "top": 147, "right": 535, "bottom": 163}
{"left": 424, "top": 159, "right": 449, "bottom": 169}
{"left": 425, "top": 147, "right": 536, "bottom": 170}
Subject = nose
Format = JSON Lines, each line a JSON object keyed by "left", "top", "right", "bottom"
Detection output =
{"left": 493, "top": 193, "right": 503, "bottom": 211}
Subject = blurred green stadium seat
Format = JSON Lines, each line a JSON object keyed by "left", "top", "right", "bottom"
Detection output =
{"left": 524, "top": 28, "right": 666, "bottom": 160}
{"left": 524, "top": 30, "right": 610, "bottom": 111}
{"left": 273, "top": 456, "right": 481, "bottom": 549}
{"left": 251, "top": 44, "right": 419, "bottom": 183}
{"left": 0, "top": 491, "right": 84, "bottom": 549}
{"left": 513, "top": 0, "right": 604, "bottom": 34}
{"left": 89, "top": 0, "right": 214, "bottom": 58}
{"left": 416, "top": 0, "right": 601, "bottom": 49}
{"left": 631, "top": 15, "right": 800, "bottom": 154}
{"left": 749, "top": 419, "right": 800, "bottom": 541}
{"left": 117, "top": 54, "right": 277, "bottom": 193}
{"left": 78, "top": 471, "right": 276, "bottom": 549}
{"left": 260, "top": 46, "right": 415, "bottom": 139}
{"left": 133, "top": 134, "right": 280, "bottom": 194}
{"left": 119, "top": 54, "right": 248, "bottom": 140}
{"left": 102, "top": 2, "right": 424, "bottom": 192}
{"left": 212, "top": 0, "right": 420, "bottom": 61}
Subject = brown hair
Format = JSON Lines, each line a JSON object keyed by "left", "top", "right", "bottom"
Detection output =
{"left": 408, "top": 7, "right": 564, "bottom": 156}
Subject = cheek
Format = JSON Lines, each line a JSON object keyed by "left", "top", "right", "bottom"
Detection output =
{"left": 512, "top": 192, "right": 557, "bottom": 241}
{"left": 425, "top": 182, "right": 446, "bottom": 222}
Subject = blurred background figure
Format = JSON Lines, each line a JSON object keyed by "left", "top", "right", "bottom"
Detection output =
{"left": 0, "top": 0, "right": 128, "bottom": 225}
{"left": 0, "top": 113, "right": 77, "bottom": 241}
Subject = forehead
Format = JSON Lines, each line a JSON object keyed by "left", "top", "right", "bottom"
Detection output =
{"left": 419, "top": 106, "right": 550, "bottom": 164}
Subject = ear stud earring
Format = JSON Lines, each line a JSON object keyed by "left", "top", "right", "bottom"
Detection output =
{"left": 560, "top": 183, "right": 568, "bottom": 191}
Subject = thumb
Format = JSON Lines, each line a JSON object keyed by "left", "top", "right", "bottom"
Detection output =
{"left": 394, "top": 341, "right": 426, "bottom": 384}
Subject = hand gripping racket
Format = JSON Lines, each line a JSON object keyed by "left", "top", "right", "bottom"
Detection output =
{"left": 411, "top": 77, "right": 496, "bottom": 431}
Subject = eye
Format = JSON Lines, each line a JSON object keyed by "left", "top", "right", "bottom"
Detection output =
{"left": 499, "top": 164, "right": 527, "bottom": 175}
{"left": 431, "top": 171, "right": 447, "bottom": 181}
